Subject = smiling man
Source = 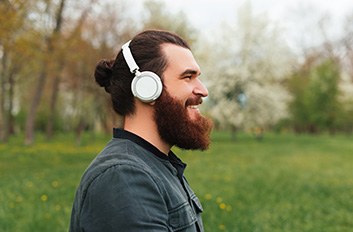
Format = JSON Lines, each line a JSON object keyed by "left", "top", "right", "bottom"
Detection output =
{"left": 69, "top": 30, "right": 212, "bottom": 232}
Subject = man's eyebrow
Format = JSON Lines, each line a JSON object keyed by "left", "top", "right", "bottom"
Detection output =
{"left": 180, "top": 69, "right": 201, "bottom": 76}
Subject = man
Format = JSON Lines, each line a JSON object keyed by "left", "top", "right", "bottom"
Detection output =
{"left": 70, "top": 30, "right": 212, "bottom": 232}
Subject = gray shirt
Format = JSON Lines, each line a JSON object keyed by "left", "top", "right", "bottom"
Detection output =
{"left": 69, "top": 129, "right": 204, "bottom": 231}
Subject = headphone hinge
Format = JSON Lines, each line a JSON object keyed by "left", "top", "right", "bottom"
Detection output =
{"left": 133, "top": 69, "right": 141, "bottom": 76}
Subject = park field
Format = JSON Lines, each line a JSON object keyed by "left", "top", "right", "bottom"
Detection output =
{"left": 1, "top": 132, "right": 353, "bottom": 231}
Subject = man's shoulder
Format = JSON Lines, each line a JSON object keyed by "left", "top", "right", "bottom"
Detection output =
{"left": 80, "top": 138, "right": 166, "bottom": 188}
{"left": 70, "top": 138, "right": 171, "bottom": 229}
{"left": 87, "top": 138, "right": 153, "bottom": 173}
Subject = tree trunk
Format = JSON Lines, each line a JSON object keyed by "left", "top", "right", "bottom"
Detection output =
{"left": 46, "top": 63, "right": 63, "bottom": 139}
{"left": 24, "top": 0, "right": 66, "bottom": 145}
{"left": 0, "top": 49, "right": 16, "bottom": 141}
{"left": 24, "top": 66, "right": 47, "bottom": 145}
{"left": 0, "top": 50, "right": 7, "bottom": 142}
{"left": 7, "top": 71, "right": 15, "bottom": 136}
{"left": 75, "top": 117, "right": 86, "bottom": 146}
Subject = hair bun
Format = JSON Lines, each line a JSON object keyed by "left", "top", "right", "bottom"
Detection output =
{"left": 95, "top": 59, "right": 114, "bottom": 92}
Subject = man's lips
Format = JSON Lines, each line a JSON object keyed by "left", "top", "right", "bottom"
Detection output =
{"left": 185, "top": 97, "right": 203, "bottom": 108}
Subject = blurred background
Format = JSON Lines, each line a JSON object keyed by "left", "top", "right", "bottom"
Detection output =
{"left": 1, "top": 0, "right": 353, "bottom": 231}
{"left": 1, "top": 0, "right": 353, "bottom": 144}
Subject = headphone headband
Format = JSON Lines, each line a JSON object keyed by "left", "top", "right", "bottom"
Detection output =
{"left": 122, "top": 40, "right": 139, "bottom": 74}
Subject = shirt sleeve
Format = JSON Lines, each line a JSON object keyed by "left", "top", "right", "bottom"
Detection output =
{"left": 79, "top": 163, "right": 169, "bottom": 231}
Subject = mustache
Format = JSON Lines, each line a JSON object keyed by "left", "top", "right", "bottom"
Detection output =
{"left": 185, "top": 96, "right": 203, "bottom": 106}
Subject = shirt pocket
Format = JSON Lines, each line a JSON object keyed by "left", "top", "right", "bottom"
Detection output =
{"left": 168, "top": 202, "right": 197, "bottom": 231}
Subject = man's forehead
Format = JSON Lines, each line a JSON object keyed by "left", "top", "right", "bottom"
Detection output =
{"left": 161, "top": 43, "right": 200, "bottom": 73}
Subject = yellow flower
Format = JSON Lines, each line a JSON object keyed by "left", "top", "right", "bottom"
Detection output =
{"left": 216, "top": 197, "right": 223, "bottom": 204}
{"left": 219, "top": 224, "right": 226, "bottom": 230}
{"left": 219, "top": 203, "right": 226, "bottom": 210}
{"left": 51, "top": 180, "right": 59, "bottom": 188}
{"left": 41, "top": 194, "right": 48, "bottom": 202}
{"left": 205, "top": 194, "right": 212, "bottom": 200}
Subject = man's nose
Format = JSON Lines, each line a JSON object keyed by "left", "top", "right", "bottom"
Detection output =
{"left": 193, "top": 78, "right": 208, "bottom": 97}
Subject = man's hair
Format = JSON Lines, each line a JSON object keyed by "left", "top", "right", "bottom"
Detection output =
{"left": 94, "top": 30, "right": 190, "bottom": 116}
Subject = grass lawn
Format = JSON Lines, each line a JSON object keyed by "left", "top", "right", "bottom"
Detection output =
{"left": 1, "top": 132, "right": 353, "bottom": 231}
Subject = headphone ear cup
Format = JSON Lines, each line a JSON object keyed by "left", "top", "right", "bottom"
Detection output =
{"left": 131, "top": 71, "right": 163, "bottom": 103}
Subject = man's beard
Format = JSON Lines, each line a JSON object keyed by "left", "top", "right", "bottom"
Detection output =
{"left": 154, "top": 90, "right": 213, "bottom": 150}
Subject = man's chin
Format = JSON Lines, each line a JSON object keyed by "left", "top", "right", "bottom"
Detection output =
{"left": 155, "top": 91, "right": 213, "bottom": 151}
{"left": 186, "top": 108, "right": 202, "bottom": 121}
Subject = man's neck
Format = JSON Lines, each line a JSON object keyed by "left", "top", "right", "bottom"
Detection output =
{"left": 123, "top": 107, "right": 171, "bottom": 155}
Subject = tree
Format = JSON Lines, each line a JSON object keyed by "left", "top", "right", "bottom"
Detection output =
{"left": 45, "top": 0, "right": 99, "bottom": 139}
{"left": 336, "top": 13, "right": 353, "bottom": 134}
{"left": 287, "top": 10, "right": 350, "bottom": 134}
{"left": 24, "top": 0, "right": 67, "bottom": 144}
{"left": 308, "top": 59, "right": 341, "bottom": 133}
{"left": 0, "top": 0, "right": 35, "bottom": 142}
{"left": 142, "top": 0, "right": 196, "bottom": 44}
{"left": 205, "top": 2, "right": 293, "bottom": 135}
{"left": 24, "top": 0, "right": 121, "bottom": 143}
{"left": 288, "top": 58, "right": 342, "bottom": 133}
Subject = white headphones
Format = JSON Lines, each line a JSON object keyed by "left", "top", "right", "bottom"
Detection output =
{"left": 122, "top": 40, "right": 163, "bottom": 103}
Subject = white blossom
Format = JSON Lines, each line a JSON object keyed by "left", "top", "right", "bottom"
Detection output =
{"left": 200, "top": 2, "right": 294, "bottom": 130}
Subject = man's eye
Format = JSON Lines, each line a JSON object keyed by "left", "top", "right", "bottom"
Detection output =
{"left": 184, "top": 75, "right": 192, "bottom": 80}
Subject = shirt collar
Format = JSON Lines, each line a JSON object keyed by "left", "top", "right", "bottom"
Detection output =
{"left": 113, "top": 128, "right": 187, "bottom": 177}
{"left": 113, "top": 128, "right": 169, "bottom": 160}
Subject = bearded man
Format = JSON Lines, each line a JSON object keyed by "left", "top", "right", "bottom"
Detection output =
{"left": 69, "top": 30, "right": 212, "bottom": 232}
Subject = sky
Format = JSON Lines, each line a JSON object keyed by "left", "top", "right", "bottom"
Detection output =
{"left": 132, "top": 0, "right": 353, "bottom": 49}
{"left": 158, "top": 0, "right": 353, "bottom": 28}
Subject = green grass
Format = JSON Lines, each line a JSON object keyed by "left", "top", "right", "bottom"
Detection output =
{"left": 1, "top": 132, "right": 353, "bottom": 231}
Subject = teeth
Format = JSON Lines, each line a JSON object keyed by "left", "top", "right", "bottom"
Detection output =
{"left": 188, "top": 105, "right": 198, "bottom": 109}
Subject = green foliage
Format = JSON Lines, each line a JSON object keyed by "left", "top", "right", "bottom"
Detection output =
{"left": 288, "top": 58, "right": 343, "bottom": 133}
{"left": 1, "top": 132, "right": 353, "bottom": 231}
{"left": 307, "top": 59, "right": 341, "bottom": 130}
{"left": 142, "top": 0, "right": 197, "bottom": 44}
{"left": 336, "top": 99, "right": 353, "bottom": 133}
{"left": 34, "top": 109, "right": 64, "bottom": 132}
